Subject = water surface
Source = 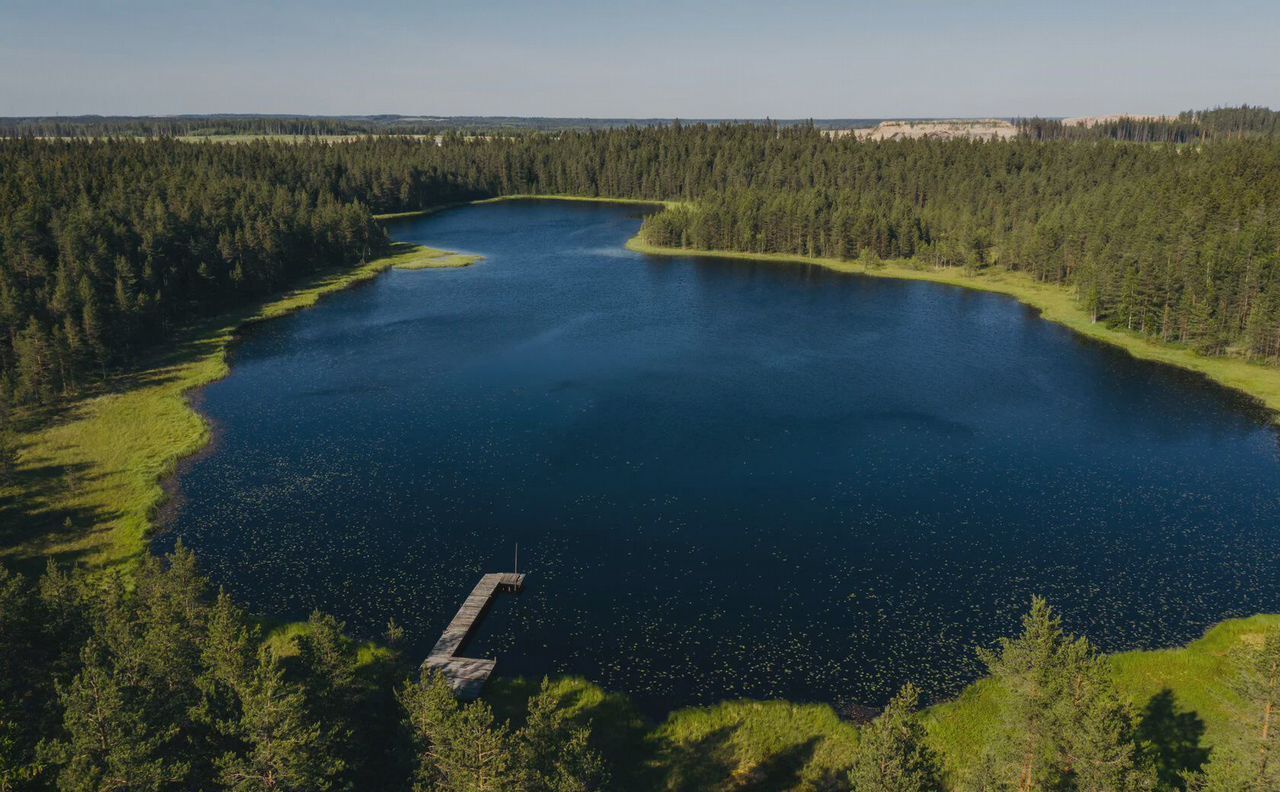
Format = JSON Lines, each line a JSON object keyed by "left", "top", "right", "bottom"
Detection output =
{"left": 161, "top": 200, "right": 1280, "bottom": 713}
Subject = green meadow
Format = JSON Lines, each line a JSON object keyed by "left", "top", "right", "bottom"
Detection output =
{"left": 480, "top": 615, "right": 1280, "bottom": 790}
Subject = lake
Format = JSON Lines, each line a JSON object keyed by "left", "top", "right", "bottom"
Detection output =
{"left": 159, "top": 199, "right": 1280, "bottom": 714}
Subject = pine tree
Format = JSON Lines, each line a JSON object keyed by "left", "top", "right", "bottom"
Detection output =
{"left": 0, "top": 713, "right": 39, "bottom": 792}
{"left": 216, "top": 648, "right": 343, "bottom": 792}
{"left": 1190, "top": 627, "right": 1280, "bottom": 791}
{"left": 47, "top": 642, "right": 188, "bottom": 792}
{"left": 192, "top": 590, "right": 257, "bottom": 786}
{"left": 399, "top": 672, "right": 515, "bottom": 792}
{"left": 978, "top": 598, "right": 1072, "bottom": 790}
{"left": 1061, "top": 660, "right": 1154, "bottom": 791}
{"left": 515, "top": 679, "right": 607, "bottom": 792}
{"left": 977, "top": 597, "right": 1149, "bottom": 791}
{"left": 847, "top": 683, "right": 943, "bottom": 792}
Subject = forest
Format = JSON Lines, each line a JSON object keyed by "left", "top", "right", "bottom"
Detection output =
{"left": 0, "top": 115, "right": 790, "bottom": 139}
{"left": 2, "top": 547, "right": 1276, "bottom": 791}
{"left": 1015, "top": 106, "right": 1280, "bottom": 143}
{"left": 5, "top": 120, "right": 1280, "bottom": 410}
{"left": 3, "top": 117, "right": 1280, "bottom": 790}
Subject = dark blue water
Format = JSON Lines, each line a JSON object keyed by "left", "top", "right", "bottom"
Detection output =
{"left": 160, "top": 200, "right": 1280, "bottom": 713}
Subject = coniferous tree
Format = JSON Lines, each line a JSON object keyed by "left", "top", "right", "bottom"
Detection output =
{"left": 47, "top": 641, "right": 188, "bottom": 792}
{"left": 978, "top": 598, "right": 1073, "bottom": 790}
{"left": 847, "top": 683, "right": 944, "bottom": 792}
{"left": 399, "top": 672, "right": 516, "bottom": 792}
{"left": 514, "top": 679, "right": 608, "bottom": 792}
{"left": 1061, "top": 661, "right": 1155, "bottom": 791}
{"left": 216, "top": 647, "right": 343, "bottom": 792}
{"left": 1189, "top": 627, "right": 1280, "bottom": 792}
{"left": 978, "top": 597, "right": 1150, "bottom": 791}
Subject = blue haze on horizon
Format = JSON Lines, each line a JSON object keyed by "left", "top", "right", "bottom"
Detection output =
{"left": 2, "top": 0, "right": 1277, "bottom": 119}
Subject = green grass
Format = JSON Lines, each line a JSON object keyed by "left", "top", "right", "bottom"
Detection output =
{"left": 924, "top": 615, "right": 1280, "bottom": 785}
{"left": 371, "top": 202, "right": 469, "bottom": 222}
{"left": 0, "top": 242, "right": 446, "bottom": 571}
{"left": 626, "top": 237, "right": 1280, "bottom": 423}
{"left": 649, "top": 700, "right": 860, "bottom": 791}
{"left": 483, "top": 615, "right": 1279, "bottom": 790}
{"left": 473, "top": 194, "right": 680, "bottom": 208}
{"left": 387, "top": 245, "right": 483, "bottom": 269}
{"left": 261, "top": 620, "right": 395, "bottom": 669}
{"left": 485, "top": 677, "right": 859, "bottom": 791}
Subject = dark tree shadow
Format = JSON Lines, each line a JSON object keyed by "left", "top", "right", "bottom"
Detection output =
{"left": 1137, "top": 688, "right": 1209, "bottom": 789}
{"left": 731, "top": 736, "right": 822, "bottom": 792}
{"left": 485, "top": 677, "right": 662, "bottom": 792}
{"left": 0, "top": 455, "right": 117, "bottom": 573}
{"left": 658, "top": 725, "right": 739, "bottom": 792}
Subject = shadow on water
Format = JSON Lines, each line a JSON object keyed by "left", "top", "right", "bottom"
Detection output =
{"left": 1136, "top": 688, "right": 1210, "bottom": 788}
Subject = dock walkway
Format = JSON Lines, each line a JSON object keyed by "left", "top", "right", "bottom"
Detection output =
{"left": 423, "top": 572, "right": 525, "bottom": 698}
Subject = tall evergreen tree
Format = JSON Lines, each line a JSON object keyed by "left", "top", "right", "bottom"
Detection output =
{"left": 399, "top": 672, "right": 516, "bottom": 792}
{"left": 47, "top": 641, "right": 188, "bottom": 792}
{"left": 847, "top": 683, "right": 944, "bottom": 792}
{"left": 514, "top": 679, "right": 608, "bottom": 792}
{"left": 1189, "top": 627, "right": 1280, "bottom": 792}
{"left": 978, "top": 597, "right": 1150, "bottom": 791}
{"left": 216, "top": 648, "right": 344, "bottom": 792}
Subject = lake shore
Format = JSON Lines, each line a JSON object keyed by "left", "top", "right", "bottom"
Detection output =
{"left": 8, "top": 192, "right": 1275, "bottom": 603}
{"left": 488, "top": 611, "right": 1280, "bottom": 788}
{"left": 3, "top": 197, "right": 1279, "bottom": 787}
{"left": 392, "top": 193, "right": 1280, "bottom": 424}
{"left": 624, "top": 235, "right": 1280, "bottom": 424}
{"left": 473, "top": 193, "right": 678, "bottom": 208}
{"left": 0, "top": 242, "right": 458, "bottom": 570}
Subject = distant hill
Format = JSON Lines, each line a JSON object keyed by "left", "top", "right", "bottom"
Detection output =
{"left": 4, "top": 106, "right": 1275, "bottom": 142}
{"left": 839, "top": 119, "right": 1019, "bottom": 141}
{"left": 0, "top": 114, "right": 884, "bottom": 137}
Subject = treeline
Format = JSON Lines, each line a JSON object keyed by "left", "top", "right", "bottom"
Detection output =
{"left": 3, "top": 552, "right": 1278, "bottom": 790}
{"left": 6, "top": 122, "right": 1280, "bottom": 407}
{"left": 630, "top": 132, "right": 1280, "bottom": 360}
{"left": 0, "top": 139, "right": 390, "bottom": 405}
{"left": 0, "top": 116, "right": 443, "bottom": 139}
{"left": 1016, "top": 105, "right": 1280, "bottom": 143}
{"left": 0, "top": 115, "right": 877, "bottom": 139}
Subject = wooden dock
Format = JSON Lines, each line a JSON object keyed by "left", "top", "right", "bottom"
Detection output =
{"left": 423, "top": 572, "right": 525, "bottom": 698}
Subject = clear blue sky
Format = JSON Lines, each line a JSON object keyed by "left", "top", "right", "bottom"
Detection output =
{"left": 3, "top": 0, "right": 1277, "bottom": 118}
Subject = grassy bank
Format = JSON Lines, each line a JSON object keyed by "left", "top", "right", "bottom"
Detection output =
{"left": 374, "top": 194, "right": 673, "bottom": 224}
{"left": 371, "top": 202, "right": 470, "bottom": 222}
{"left": 391, "top": 246, "right": 483, "bottom": 269}
{"left": 0, "top": 242, "right": 460, "bottom": 570}
{"left": 474, "top": 194, "right": 679, "bottom": 208}
{"left": 485, "top": 614, "right": 1280, "bottom": 790}
{"left": 927, "top": 613, "right": 1280, "bottom": 784}
{"left": 626, "top": 236, "right": 1280, "bottom": 422}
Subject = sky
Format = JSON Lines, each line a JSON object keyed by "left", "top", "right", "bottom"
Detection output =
{"left": 3, "top": 0, "right": 1278, "bottom": 119}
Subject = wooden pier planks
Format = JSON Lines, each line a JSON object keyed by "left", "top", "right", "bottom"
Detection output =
{"left": 423, "top": 572, "right": 525, "bottom": 698}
